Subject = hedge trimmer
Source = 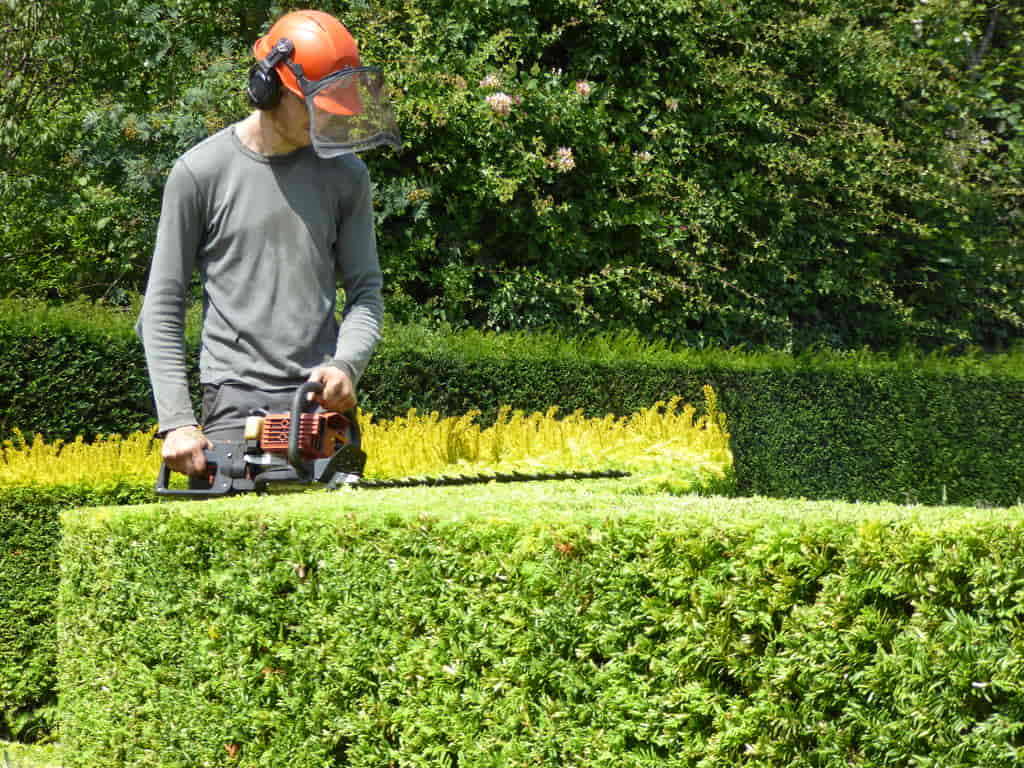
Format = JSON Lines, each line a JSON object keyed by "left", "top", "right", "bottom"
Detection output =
{"left": 155, "top": 381, "right": 628, "bottom": 498}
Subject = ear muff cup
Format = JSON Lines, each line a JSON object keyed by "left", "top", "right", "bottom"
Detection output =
{"left": 247, "top": 63, "right": 282, "bottom": 110}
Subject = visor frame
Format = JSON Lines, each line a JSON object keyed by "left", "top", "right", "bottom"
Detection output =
{"left": 283, "top": 61, "right": 402, "bottom": 157}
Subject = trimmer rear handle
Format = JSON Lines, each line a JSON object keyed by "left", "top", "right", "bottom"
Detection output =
{"left": 155, "top": 443, "right": 252, "bottom": 497}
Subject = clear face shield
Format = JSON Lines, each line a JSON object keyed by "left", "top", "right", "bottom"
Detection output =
{"left": 290, "top": 63, "right": 401, "bottom": 158}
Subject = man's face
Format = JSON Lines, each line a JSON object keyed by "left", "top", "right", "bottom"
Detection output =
{"left": 275, "top": 91, "right": 312, "bottom": 149}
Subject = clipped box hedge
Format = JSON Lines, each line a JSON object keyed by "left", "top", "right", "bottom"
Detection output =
{"left": 718, "top": 355, "right": 1024, "bottom": 507}
{"left": 0, "top": 484, "right": 152, "bottom": 742}
{"left": 2, "top": 300, "right": 1022, "bottom": 507}
{"left": 60, "top": 488, "right": 1024, "bottom": 767}
{"left": 0, "top": 302, "right": 199, "bottom": 442}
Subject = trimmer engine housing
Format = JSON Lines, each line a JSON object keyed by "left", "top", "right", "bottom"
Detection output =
{"left": 249, "top": 412, "right": 352, "bottom": 459}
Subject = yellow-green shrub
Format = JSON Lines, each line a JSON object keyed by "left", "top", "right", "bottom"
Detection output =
{"left": 0, "top": 429, "right": 163, "bottom": 488}
{"left": 1, "top": 389, "right": 732, "bottom": 491}
{"left": 361, "top": 387, "right": 731, "bottom": 489}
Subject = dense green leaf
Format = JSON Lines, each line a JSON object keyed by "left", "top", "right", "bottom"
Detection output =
{"left": 55, "top": 492, "right": 1024, "bottom": 767}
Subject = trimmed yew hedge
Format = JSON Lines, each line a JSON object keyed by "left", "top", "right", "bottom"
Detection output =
{"left": 0, "top": 483, "right": 152, "bottom": 741}
{"left": 58, "top": 489, "right": 1024, "bottom": 767}
{"left": 2, "top": 300, "right": 1022, "bottom": 506}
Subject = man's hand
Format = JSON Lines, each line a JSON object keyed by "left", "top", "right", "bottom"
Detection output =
{"left": 308, "top": 365, "right": 357, "bottom": 412}
{"left": 161, "top": 425, "right": 213, "bottom": 476}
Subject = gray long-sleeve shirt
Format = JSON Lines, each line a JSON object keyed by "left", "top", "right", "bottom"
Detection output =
{"left": 136, "top": 124, "right": 384, "bottom": 434}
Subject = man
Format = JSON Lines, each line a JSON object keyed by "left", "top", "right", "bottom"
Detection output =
{"left": 137, "top": 9, "right": 400, "bottom": 478}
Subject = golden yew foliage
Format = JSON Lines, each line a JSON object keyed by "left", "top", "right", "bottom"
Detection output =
{"left": 0, "top": 428, "right": 163, "bottom": 487}
{"left": 360, "top": 386, "right": 731, "bottom": 482}
{"left": 1, "top": 388, "right": 731, "bottom": 488}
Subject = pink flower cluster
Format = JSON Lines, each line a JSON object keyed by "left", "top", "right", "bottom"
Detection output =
{"left": 486, "top": 92, "right": 514, "bottom": 116}
{"left": 479, "top": 74, "right": 501, "bottom": 89}
{"left": 575, "top": 80, "right": 592, "bottom": 97}
{"left": 551, "top": 146, "right": 575, "bottom": 173}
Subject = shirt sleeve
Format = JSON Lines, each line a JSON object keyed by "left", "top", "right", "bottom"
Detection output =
{"left": 331, "top": 161, "right": 384, "bottom": 386}
{"left": 135, "top": 159, "right": 205, "bottom": 434}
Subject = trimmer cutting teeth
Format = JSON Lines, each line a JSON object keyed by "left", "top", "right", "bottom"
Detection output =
{"left": 156, "top": 381, "right": 628, "bottom": 498}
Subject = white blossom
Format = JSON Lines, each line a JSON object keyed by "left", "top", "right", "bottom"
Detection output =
{"left": 552, "top": 146, "right": 575, "bottom": 172}
{"left": 486, "top": 92, "right": 514, "bottom": 116}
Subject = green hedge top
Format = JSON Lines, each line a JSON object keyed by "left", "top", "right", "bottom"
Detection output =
{"left": 68, "top": 482, "right": 1024, "bottom": 539}
{"left": 4, "top": 298, "right": 1023, "bottom": 376}
{"left": 59, "top": 488, "right": 1024, "bottom": 768}
{"left": 381, "top": 322, "right": 1024, "bottom": 379}
{"left": 0, "top": 299, "right": 153, "bottom": 343}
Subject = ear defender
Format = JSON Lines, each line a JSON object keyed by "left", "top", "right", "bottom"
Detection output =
{"left": 247, "top": 38, "right": 296, "bottom": 110}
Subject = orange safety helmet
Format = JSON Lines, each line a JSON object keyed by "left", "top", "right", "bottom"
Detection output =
{"left": 252, "top": 9, "right": 361, "bottom": 114}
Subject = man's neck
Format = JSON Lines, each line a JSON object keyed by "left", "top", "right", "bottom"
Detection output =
{"left": 235, "top": 110, "right": 305, "bottom": 156}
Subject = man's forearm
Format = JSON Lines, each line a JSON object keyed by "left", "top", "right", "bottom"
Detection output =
{"left": 137, "top": 287, "right": 197, "bottom": 434}
{"left": 333, "top": 300, "right": 382, "bottom": 386}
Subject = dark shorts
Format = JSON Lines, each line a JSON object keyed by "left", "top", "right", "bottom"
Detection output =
{"left": 184, "top": 381, "right": 301, "bottom": 491}
{"left": 200, "top": 381, "right": 303, "bottom": 442}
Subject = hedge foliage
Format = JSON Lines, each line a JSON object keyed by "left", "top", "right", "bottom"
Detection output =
{"left": 2, "top": 1, "right": 1021, "bottom": 350}
{"left": 2, "top": 299, "right": 1022, "bottom": 505}
{"left": 59, "top": 490, "right": 1024, "bottom": 767}
{"left": 0, "top": 483, "right": 152, "bottom": 742}
{"left": 724, "top": 359, "right": 1024, "bottom": 507}
{"left": 0, "top": 300, "right": 195, "bottom": 441}
{"left": 0, "top": 391, "right": 731, "bottom": 743}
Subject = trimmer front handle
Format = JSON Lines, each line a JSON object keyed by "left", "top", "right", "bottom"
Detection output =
{"left": 288, "top": 380, "right": 324, "bottom": 477}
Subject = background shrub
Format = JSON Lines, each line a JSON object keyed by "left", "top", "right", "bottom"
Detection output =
{"left": 1, "top": 0, "right": 1021, "bottom": 351}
